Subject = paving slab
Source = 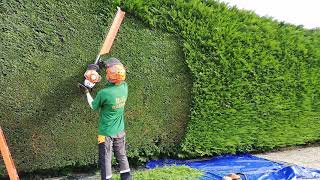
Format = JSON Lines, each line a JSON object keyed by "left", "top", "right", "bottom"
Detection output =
{"left": 256, "top": 146, "right": 320, "bottom": 180}
{"left": 256, "top": 146, "right": 320, "bottom": 169}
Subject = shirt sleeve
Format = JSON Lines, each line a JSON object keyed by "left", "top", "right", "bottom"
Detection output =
{"left": 91, "top": 91, "right": 103, "bottom": 111}
{"left": 86, "top": 93, "right": 94, "bottom": 109}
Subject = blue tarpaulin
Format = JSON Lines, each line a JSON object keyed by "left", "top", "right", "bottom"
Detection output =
{"left": 146, "top": 154, "right": 320, "bottom": 180}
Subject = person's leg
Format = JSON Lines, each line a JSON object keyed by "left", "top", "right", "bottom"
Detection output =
{"left": 113, "top": 132, "right": 131, "bottom": 180}
{"left": 99, "top": 136, "right": 113, "bottom": 180}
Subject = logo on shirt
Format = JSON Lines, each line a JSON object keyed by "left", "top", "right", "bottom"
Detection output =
{"left": 112, "top": 96, "right": 126, "bottom": 109}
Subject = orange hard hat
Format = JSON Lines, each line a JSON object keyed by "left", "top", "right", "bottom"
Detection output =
{"left": 105, "top": 58, "right": 126, "bottom": 85}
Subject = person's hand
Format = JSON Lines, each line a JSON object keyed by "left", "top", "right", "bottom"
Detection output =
{"left": 97, "top": 59, "right": 106, "bottom": 68}
{"left": 78, "top": 83, "right": 89, "bottom": 94}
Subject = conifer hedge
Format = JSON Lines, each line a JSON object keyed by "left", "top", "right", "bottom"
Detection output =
{"left": 1, "top": 0, "right": 191, "bottom": 173}
{"left": 117, "top": 0, "right": 320, "bottom": 156}
{"left": 1, "top": 0, "right": 320, "bottom": 175}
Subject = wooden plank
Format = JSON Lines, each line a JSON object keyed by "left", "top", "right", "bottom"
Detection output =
{"left": 0, "top": 127, "right": 19, "bottom": 180}
{"left": 99, "top": 7, "right": 126, "bottom": 56}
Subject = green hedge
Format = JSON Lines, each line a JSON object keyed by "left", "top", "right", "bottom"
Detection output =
{"left": 1, "top": 0, "right": 191, "bottom": 173}
{"left": 2, "top": 0, "right": 320, "bottom": 175}
{"left": 117, "top": 0, "right": 320, "bottom": 156}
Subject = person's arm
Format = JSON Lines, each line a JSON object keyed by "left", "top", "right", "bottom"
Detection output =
{"left": 86, "top": 92, "right": 94, "bottom": 109}
{"left": 78, "top": 83, "right": 102, "bottom": 111}
{"left": 78, "top": 83, "right": 96, "bottom": 110}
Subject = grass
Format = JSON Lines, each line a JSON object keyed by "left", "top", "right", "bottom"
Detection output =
{"left": 98, "top": 166, "right": 203, "bottom": 180}
{"left": 20, "top": 166, "right": 203, "bottom": 180}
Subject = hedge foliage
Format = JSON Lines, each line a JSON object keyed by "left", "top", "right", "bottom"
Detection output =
{"left": 116, "top": 0, "right": 320, "bottom": 156}
{"left": 1, "top": 0, "right": 191, "bottom": 173}
{"left": 1, "top": 0, "right": 320, "bottom": 175}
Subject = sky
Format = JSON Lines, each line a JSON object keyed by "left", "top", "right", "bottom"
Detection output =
{"left": 219, "top": 0, "right": 320, "bottom": 29}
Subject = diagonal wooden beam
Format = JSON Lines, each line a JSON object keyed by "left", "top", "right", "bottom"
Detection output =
{"left": 0, "top": 127, "right": 19, "bottom": 180}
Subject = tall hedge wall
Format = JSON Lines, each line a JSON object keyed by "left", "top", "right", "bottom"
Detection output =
{"left": 1, "top": 0, "right": 191, "bottom": 173}
{"left": 117, "top": 0, "right": 320, "bottom": 157}
{"left": 1, "top": 0, "right": 320, "bottom": 175}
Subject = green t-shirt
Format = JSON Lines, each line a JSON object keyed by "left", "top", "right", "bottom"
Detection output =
{"left": 91, "top": 82, "right": 128, "bottom": 136}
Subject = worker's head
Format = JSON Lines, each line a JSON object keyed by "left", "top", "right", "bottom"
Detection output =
{"left": 105, "top": 58, "right": 126, "bottom": 85}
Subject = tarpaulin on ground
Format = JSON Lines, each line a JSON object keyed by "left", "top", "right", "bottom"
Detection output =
{"left": 146, "top": 154, "right": 320, "bottom": 180}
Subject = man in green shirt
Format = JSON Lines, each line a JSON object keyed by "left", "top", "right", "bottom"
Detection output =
{"left": 81, "top": 58, "right": 131, "bottom": 180}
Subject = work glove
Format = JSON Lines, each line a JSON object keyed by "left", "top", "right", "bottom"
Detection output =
{"left": 97, "top": 59, "right": 106, "bottom": 69}
{"left": 78, "top": 83, "right": 89, "bottom": 94}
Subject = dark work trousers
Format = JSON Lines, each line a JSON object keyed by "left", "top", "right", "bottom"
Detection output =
{"left": 98, "top": 131, "right": 131, "bottom": 180}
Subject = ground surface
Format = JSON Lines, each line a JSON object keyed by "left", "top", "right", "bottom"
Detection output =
{"left": 45, "top": 146, "right": 320, "bottom": 180}
{"left": 255, "top": 146, "right": 320, "bottom": 169}
{"left": 255, "top": 146, "right": 320, "bottom": 180}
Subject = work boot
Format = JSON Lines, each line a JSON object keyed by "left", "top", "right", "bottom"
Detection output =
{"left": 120, "top": 172, "right": 132, "bottom": 180}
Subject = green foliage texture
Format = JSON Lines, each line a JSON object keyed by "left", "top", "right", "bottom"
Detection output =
{"left": 1, "top": 0, "right": 191, "bottom": 173}
{"left": 116, "top": 0, "right": 320, "bottom": 157}
{"left": 1, "top": 0, "right": 320, "bottom": 175}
